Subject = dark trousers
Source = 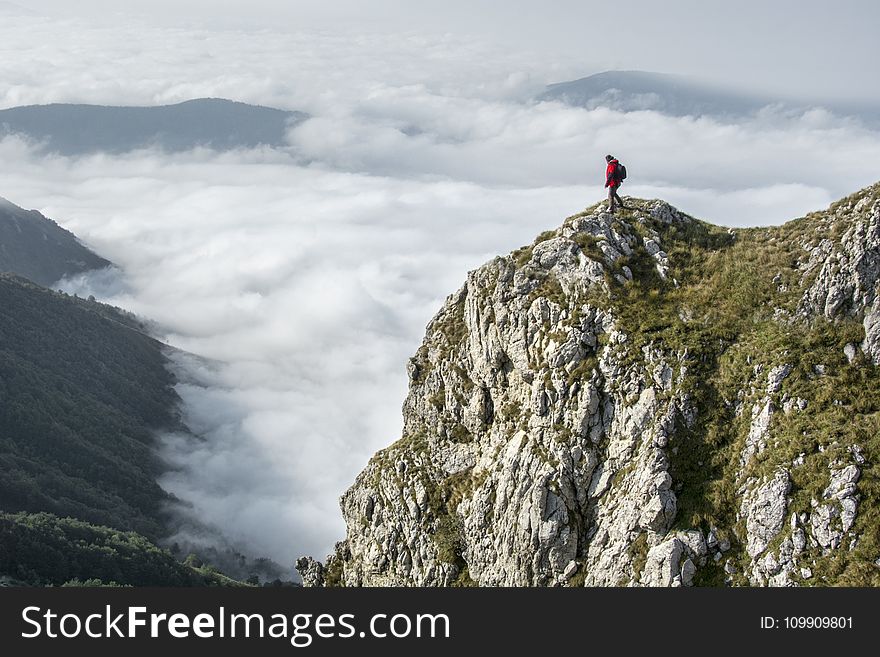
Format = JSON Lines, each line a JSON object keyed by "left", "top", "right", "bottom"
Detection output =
{"left": 607, "top": 185, "right": 623, "bottom": 211}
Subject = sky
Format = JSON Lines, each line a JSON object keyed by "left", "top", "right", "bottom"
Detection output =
{"left": 0, "top": 2, "right": 878, "bottom": 570}
{"left": 11, "top": 0, "right": 880, "bottom": 103}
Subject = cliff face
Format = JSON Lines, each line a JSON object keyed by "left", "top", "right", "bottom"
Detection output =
{"left": 303, "top": 184, "right": 880, "bottom": 587}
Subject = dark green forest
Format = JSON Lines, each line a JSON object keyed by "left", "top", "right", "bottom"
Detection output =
{"left": 0, "top": 274, "right": 237, "bottom": 586}
{"left": 0, "top": 274, "right": 178, "bottom": 539}
{"left": 0, "top": 511, "right": 237, "bottom": 586}
{"left": 0, "top": 272, "right": 294, "bottom": 586}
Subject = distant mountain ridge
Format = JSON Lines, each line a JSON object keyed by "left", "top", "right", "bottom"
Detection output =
{"left": 0, "top": 98, "right": 307, "bottom": 155}
{"left": 0, "top": 196, "right": 110, "bottom": 286}
{"left": 538, "top": 70, "right": 880, "bottom": 126}
{"left": 539, "top": 70, "right": 768, "bottom": 116}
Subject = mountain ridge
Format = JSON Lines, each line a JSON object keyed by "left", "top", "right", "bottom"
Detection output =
{"left": 0, "top": 98, "right": 306, "bottom": 155}
{"left": 300, "top": 182, "right": 880, "bottom": 587}
{"left": 538, "top": 70, "right": 880, "bottom": 127}
{"left": 0, "top": 196, "right": 110, "bottom": 287}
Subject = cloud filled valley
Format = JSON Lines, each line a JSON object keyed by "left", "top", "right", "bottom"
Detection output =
{"left": 2, "top": 12, "right": 880, "bottom": 569}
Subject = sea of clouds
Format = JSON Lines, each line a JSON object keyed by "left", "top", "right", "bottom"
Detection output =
{"left": 2, "top": 11, "right": 879, "bottom": 568}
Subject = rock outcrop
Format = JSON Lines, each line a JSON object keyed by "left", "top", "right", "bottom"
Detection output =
{"left": 303, "top": 183, "right": 880, "bottom": 587}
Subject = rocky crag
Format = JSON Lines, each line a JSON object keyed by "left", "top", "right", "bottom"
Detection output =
{"left": 300, "top": 183, "right": 880, "bottom": 587}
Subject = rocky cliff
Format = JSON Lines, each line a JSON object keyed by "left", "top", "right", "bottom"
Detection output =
{"left": 300, "top": 183, "right": 880, "bottom": 587}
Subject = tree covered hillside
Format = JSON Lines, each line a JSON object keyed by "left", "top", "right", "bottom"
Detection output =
{"left": 0, "top": 512, "right": 237, "bottom": 587}
{"left": 0, "top": 273, "right": 178, "bottom": 539}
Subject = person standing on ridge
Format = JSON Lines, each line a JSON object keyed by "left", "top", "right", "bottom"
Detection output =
{"left": 604, "top": 154, "right": 626, "bottom": 213}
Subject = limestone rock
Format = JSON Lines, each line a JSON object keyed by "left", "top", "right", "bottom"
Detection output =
{"left": 296, "top": 556, "right": 325, "bottom": 587}
{"left": 741, "top": 364, "right": 791, "bottom": 466}
{"left": 741, "top": 470, "right": 791, "bottom": 558}
{"left": 863, "top": 298, "right": 880, "bottom": 364}
{"left": 640, "top": 538, "right": 684, "bottom": 587}
{"left": 810, "top": 464, "right": 861, "bottom": 550}
{"left": 799, "top": 196, "right": 880, "bottom": 320}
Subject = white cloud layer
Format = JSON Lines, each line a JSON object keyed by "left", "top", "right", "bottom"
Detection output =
{"left": 5, "top": 143, "right": 585, "bottom": 563}
{"left": 2, "top": 13, "right": 879, "bottom": 567}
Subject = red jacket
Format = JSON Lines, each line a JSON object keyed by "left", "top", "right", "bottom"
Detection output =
{"left": 605, "top": 159, "right": 621, "bottom": 188}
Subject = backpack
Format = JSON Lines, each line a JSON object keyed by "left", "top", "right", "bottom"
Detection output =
{"left": 616, "top": 163, "right": 627, "bottom": 182}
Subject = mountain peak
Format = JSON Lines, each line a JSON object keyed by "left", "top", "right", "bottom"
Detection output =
{"left": 301, "top": 184, "right": 880, "bottom": 587}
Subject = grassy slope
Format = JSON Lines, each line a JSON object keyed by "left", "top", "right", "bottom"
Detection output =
{"left": 591, "top": 187, "right": 879, "bottom": 585}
